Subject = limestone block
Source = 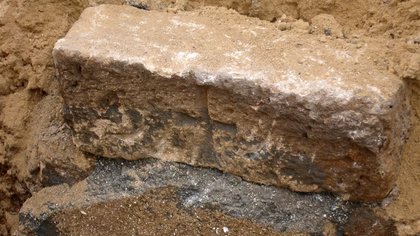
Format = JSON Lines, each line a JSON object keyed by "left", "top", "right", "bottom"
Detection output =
{"left": 53, "top": 5, "right": 410, "bottom": 200}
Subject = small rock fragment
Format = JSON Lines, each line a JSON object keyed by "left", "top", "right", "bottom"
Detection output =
{"left": 310, "top": 14, "right": 344, "bottom": 38}
{"left": 276, "top": 21, "right": 291, "bottom": 31}
{"left": 322, "top": 220, "right": 337, "bottom": 236}
{"left": 291, "top": 19, "right": 310, "bottom": 34}
{"left": 399, "top": 53, "right": 420, "bottom": 80}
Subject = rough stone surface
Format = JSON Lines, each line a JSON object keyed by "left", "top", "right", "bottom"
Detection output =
{"left": 54, "top": 5, "right": 410, "bottom": 201}
{"left": 25, "top": 94, "right": 96, "bottom": 192}
{"left": 20, "top": 158, "right": 362, "bottom": 235}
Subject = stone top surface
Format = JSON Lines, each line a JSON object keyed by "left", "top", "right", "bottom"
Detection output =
{"left": 54, "top": 4, "right": 403, "bottom": 113}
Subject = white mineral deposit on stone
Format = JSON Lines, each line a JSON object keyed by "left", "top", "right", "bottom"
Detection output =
{"left": 335, "top": 50, "right": 352, "bottom": 60}
{"left": 174, "top": 51, "right": 200, "bottom": 62}
{"left": 223, "top": 226, "right": 229, "bottom": 233}
{"left": 305, "top": 55, "right": 326, "bottom": 65}
{"left": 150, "top": 43, "right": 169, "bottom": 52}
{"left": 274, "top": 70, "right": 355, "bottom": 104}
{"left": 224, "top": 50, "right": 245, "bottom": 60}
{"left": 170, "top": 18, "right": 205, "bottom": 30}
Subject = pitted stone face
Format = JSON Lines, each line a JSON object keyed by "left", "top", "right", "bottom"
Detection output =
{"left": 53, "top": 5, "right": 410, "bottom": 201}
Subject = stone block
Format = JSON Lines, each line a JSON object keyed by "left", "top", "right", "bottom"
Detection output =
{"left": 53, "top": 5, "right": 410, "bottom": 200}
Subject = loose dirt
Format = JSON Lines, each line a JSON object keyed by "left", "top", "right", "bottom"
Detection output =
{"left": 0, "top": 0, "right": 419, "bottom": 235}
{"left": 54, "top": 188, "right": 292, "bottom": 236}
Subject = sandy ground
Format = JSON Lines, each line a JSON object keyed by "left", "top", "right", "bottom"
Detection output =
{"left": 0, "top": 0, "right": 419, "bottom": 235}
{"left": 54, "top": 188, "right": 291, "bottom": 236}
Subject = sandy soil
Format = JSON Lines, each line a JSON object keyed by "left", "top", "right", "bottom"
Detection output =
{"left": 54, "top": 187, "right": 302, "bottom": 236}
{"left": 0, "top": 0, "right": 419, "bottom": 235}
